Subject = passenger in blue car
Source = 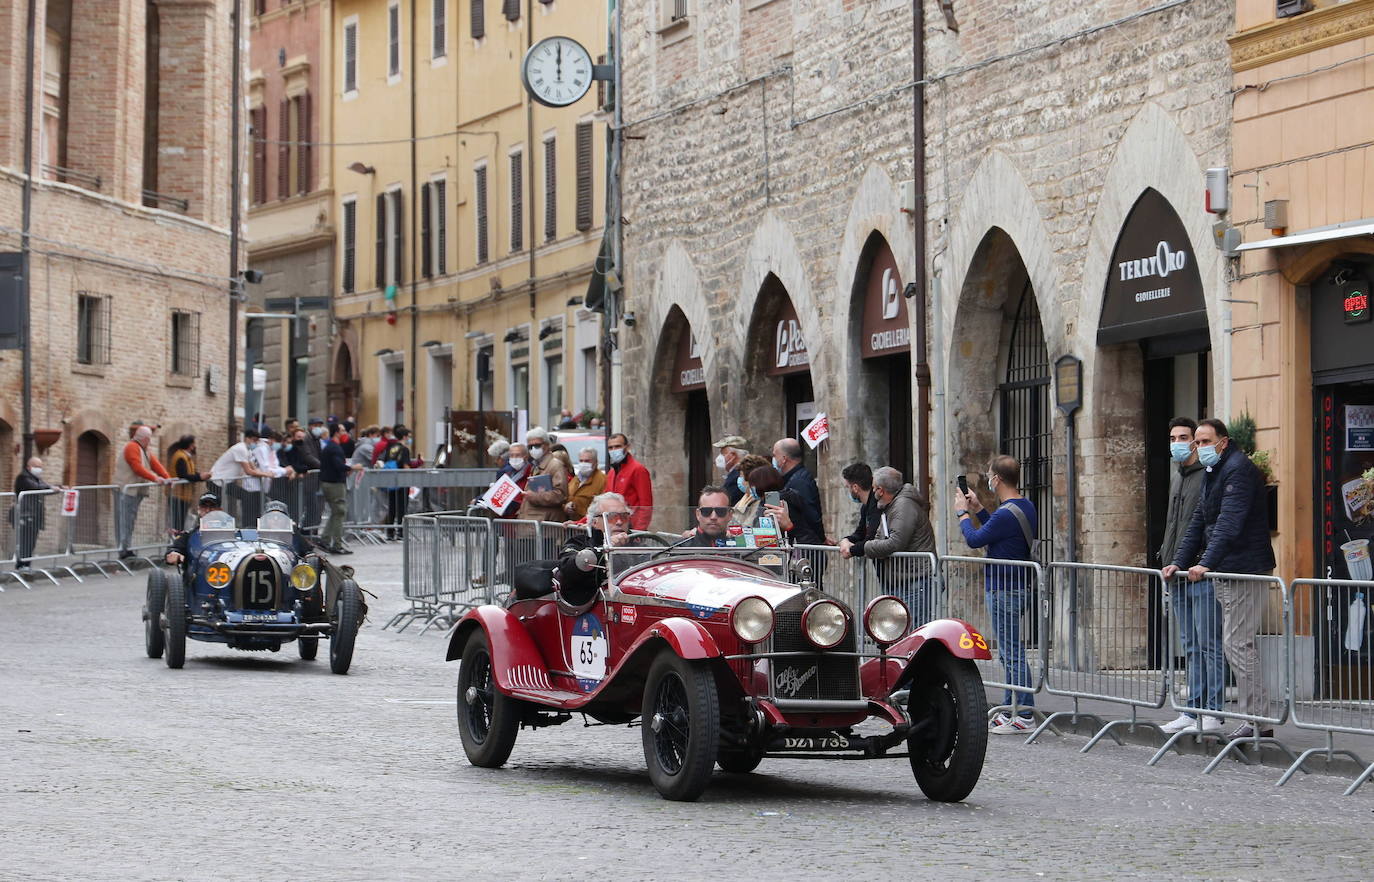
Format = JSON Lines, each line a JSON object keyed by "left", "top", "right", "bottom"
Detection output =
{"left": 164, "top": 493, "right": 224, "bottom": 568}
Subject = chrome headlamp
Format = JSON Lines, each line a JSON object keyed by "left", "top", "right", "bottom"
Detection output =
{"left": 801, "top": 599, "right": 848, "bottom": 649}
{"left": 730, "top": 596, "right": 774, "bottom": 644}
{"left": 864, "top": 595, "right": 911, "bottom": 645}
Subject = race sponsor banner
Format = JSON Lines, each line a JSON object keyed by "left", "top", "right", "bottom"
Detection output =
{"left": 60, "top": 489, "right": 79, "bottom": 517}
{"left": 801, "top": 412, "right": 830, "bottom": 449}
{"left": 480, "top": 474, "right": 522, "bottom": 515}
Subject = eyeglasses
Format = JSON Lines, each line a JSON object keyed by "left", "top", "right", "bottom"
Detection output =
{"left": 697, "top": 506, "right": 730, "bottom": 518}
{"left": 604, "top": 511, "right": 630, "bottom": 519}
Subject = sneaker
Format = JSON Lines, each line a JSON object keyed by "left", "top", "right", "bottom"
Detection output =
{"left": 1228, "top": 723, "right": 1273, "bottom": 739}
{"left": 989, "top": 711, "right": 1012, "bottom": 730}
{"left": 1200, "top": 716, "right": 1227, "bottom": 733}
{"left": 1159, "top": 713, "right": 1198, "bottom": 734}
{"left": 991, "top": 715, "right": 1035, "bottom": 734}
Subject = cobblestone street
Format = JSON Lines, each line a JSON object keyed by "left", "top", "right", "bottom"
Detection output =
{"left": 1, "top": 542, "right": 1370, "bottom": 881}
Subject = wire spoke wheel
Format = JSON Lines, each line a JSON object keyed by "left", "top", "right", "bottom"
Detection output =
{"left": 651, "top": 673, "right": 691, "bottom": 774}
{"left": 641, "top": 650, "right": 719, "bottom": 801}
{"left": 456, "top": 631, "right": 520, "bottom": 767}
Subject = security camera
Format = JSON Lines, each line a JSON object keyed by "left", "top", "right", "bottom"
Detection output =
{"left": 241, "top": 269, "right": 265, "bottom": 284}
{"left": 621, "top": 311, "right": 636, "bottom": 327}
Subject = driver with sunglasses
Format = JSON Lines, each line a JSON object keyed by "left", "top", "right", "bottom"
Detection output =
{"left": 685, "top": 486, "right": 733, "bottom": 547}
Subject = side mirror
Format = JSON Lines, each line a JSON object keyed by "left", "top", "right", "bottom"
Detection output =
{"left": 575, "top": 547, "right": 599, "bottom": 572}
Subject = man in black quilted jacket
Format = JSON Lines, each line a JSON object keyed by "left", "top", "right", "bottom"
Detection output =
{"left": 1163, "top": 417, "right": 1276, "bottom": 738}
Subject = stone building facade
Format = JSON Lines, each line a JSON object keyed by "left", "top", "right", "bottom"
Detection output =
{"left": 618, "top": 0, "right": 1234, "bottom": 591}
{"left": 0, "top": 0, "right": 236, "bottom": 490}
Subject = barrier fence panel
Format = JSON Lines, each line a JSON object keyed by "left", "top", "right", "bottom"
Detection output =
{"left": 1281, "top": 578, "right": 1374, "bottom": 795}
{"left": 491, "top": 520, "right": 544, "bottom": 596}
{"left": 539, "top": 522, "right": 577, "bottom": 562}
{"left": 1, "top": 490, "right": 15, "bottom": 574}
{"left": 69, "top": 484, "right": 121, "bottom": 574}
{"left": 13, "top": 490, "right": 72, "bottom": 583}
{"left": 116, "top": 482, "right": 174, "bottom": 559}
{"left": 1149, "top": 572, "right": 1295, "bottom": 771}
{"left": 1031, "top": 563, "right": 1170, "bottom": 749}
{"left": 941, "top": 555, "right": 1046, "bottom": 721}
{"left": 390, "top": 513, "right": 440, "bottom": 631}
{"left": 432, "top": 515, "right": 500, "bottom": 627}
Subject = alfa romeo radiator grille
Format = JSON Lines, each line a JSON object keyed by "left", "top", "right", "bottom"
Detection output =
{"left": 770, "top": 603, "right": 859, "bottom": 700}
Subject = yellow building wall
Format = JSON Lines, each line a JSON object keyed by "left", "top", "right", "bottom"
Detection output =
{"left": 330, "top": 0, "right": 607, "bottom": 454}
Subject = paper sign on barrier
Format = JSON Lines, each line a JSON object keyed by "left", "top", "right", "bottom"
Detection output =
{"left": 801, "top": 412, "right": 830, "bottom": 449}
{"left": 480, "top": 474, "right": 523, "bottom": 515}
{"left": 60, "top": 489, "right": 79, "bottom": 517}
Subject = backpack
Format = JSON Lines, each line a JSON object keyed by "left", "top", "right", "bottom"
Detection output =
{"left": 1000, "top": 500, "right": 1040, "bottom": 565}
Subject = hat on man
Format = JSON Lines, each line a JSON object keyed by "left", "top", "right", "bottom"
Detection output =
{"left": 308, "top": 416, "right": 325, "bottom": 426}
{"left": 713, "top": 435, "right": 748, "bottom": 449}
{"left": 197, "top": 493, "right": 221, "bottom": 508}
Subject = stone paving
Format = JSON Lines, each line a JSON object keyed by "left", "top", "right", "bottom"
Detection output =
{"left": 1, "top": 541, "right": 1371, "bottom": 881}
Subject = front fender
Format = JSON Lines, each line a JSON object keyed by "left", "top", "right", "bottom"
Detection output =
{"left": 859, "top": 617, "right": 992, "bottom": 697}
{"left": 588, "top": 616, "right": 730, "bottom": 708}
{"left": 445, "top": 605, "right": 553, "bottom": 692}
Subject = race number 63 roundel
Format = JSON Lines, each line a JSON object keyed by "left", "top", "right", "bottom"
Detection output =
{"left": 520, "top": 36, "right": 594, "bottom": 108}
{"left": 571, "top": 612, "right": 608, "bottom": 689}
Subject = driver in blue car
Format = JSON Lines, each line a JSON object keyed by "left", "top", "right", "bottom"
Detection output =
{"left": 164, "top": 493, "right": 224, "bottom": 567}
{"left": 556, "top": 492, "right": 633, "bottom": 606}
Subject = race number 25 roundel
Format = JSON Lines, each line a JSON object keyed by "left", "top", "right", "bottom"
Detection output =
{"left": 571, "top": 612, "right": 608, "bottom": 690}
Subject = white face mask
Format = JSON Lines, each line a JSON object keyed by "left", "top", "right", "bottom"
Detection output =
{"left": 528, "top": 445, "right": 545, "bottom": 460}
{"left": 574, "top": 462, "right": 593, "bottom": 479}
{"left": 715, "top": 453, "right": 727, "bottom": 471}
{"left": 29, "top": 466, "right": 42, "bottom": 476}
{"left": 508, "top": 457, "right": 526, "bottom": 470}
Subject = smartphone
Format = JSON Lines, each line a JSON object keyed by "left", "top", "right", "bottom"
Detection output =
{"left": 764, "top": 490, "right": 782, "bottom": 509}
{"left": 956, "top": 475, "right": 969, "bottom": 497}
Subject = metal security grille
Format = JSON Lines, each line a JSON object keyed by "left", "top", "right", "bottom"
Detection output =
{"left": 671, "top": 0, "right": 688, "bottom": 22}
{"left": 170, "top": 309, "right": 200, "bottom": 376}
{"left": 998, "top": 282, "right": 1053, "bottom": 560}
{"left": 76, "top": 292, "right": 111, "bottom": 365}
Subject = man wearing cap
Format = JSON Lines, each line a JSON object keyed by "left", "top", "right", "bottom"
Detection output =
{"left": 713, "top": 435, "right": 749, "bottom": 505}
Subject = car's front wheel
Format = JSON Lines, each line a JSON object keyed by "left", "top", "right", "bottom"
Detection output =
{"left": 144, "top": 569, "right": 167, "bottom": 659}
{"left": 162, "top": 569, "right": 188, "bottom": 670}
{"left": 906, "top": 651, "right": 987, "bottom": 802}
{"left": 456, "top": 630, "right": 520, "bottom": 767}
{"left": 328, "top": 579, "right": 362, "bottom": 674}
{"left": 641, "top": 650, "right": 719, "bottom": 801}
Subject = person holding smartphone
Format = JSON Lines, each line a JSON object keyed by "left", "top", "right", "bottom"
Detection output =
{"left": 757, "top": 465, "right": 825, "bottom": 547}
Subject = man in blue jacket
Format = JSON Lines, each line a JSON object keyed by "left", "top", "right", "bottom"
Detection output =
{"left": 1163, "top": 418, "right": 1276, "bottom": 739}
{"left": 954, "top": 454, "right": 1038, "bottom": 734}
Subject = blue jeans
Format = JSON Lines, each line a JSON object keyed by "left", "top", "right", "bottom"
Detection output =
{"left": 1176, "top": 579, "right": 1226, "bottom": 714}
{"left": 985, "top": 582, "right": 1034, "bottom": 710}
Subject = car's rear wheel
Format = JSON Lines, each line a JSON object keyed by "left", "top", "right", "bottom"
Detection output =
{"left": 456, "top": 631, "right": 520, "bottom": 767}
{"left": 144, "top": 569, "right": 167, "bottom": 659}
{"left": 298, "top": 636, "right": 319, "bottom": 660}
{"left": 329, "top": 579, "right": 362, "bottom": 674}
{"left": 715, "top": 746, "right": 763, "bottom": 774}
{"left": 163, "top": 570, "right": 187, "bottom": 670}
{"left": 907, "top": 651, "right": 987, "bottom": 802}
{"left": 641, "top": 650, "right": 719, "bottom": 801}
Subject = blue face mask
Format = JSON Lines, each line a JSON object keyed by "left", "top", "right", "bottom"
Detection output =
{"left": 737, "top": 476, "right": 748, "bottom": 495}
{"left": 1197, "top": 444, "right": 1220, "bottom": 468}
{"left": 1169, "top": 441, "right": 1192, "bottom": 463}
{"left": 850, "top": 492, "right": 861, "bottom": 504}
{"left": 272, "top": 442, "right": 283, "bottom": 452}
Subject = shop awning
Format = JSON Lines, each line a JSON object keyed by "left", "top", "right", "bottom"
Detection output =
{"left": 1235, "top": 220, "right": 1374, "bottom": 252}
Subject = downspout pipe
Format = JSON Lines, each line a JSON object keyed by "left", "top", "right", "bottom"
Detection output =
{"left": 911, "top": 0, "right": 930, "bottom": 499}
{"left": 20, "top": 0, "right": 36, "bottom": 461}
{"left": 409, "top": 0, "right": 419, "bottom": 435}
{"left": 228, "top": 0, "right": 244, "bottom": 445}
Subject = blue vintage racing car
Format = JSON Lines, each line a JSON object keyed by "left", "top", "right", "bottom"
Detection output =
{"left": 143, "top": 509, "right": 365, "bottom": 674}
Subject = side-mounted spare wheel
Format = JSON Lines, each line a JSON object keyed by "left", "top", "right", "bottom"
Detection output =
{"left": 144, "top": 569, "right": 167, "bottom": 659}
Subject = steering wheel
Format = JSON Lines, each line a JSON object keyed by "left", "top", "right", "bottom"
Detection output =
{"left": 625, "top": 531, "right": 674, "bottom": 548}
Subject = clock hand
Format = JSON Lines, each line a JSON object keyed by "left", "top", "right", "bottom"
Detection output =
{"left": 556, "top": 43, "right": 563, "bottom": 81}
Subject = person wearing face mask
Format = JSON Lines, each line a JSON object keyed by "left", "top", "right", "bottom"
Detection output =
{"left": 712, "top": 435, "right": 749, "bottom": 505}
{"left": 606, "top": 433, "right": 654, "bottom": 531}
{"left": 12, "top": 456, "right": 58, "bottom": 570}
{"left": 166, "top": 435, "right": 214, "bottom": 531}
{"left": 953, "top": 455, "right": 1038, "bottom": 733}
{"left": 517, "top": 428, "right": 569, "bottom": 522}
{"left": 770, "top": 437, "right": 823, "bottom": 538}
{"left": 838, "top": 462, "right": 878, "bottom": 560}
{"left": 851, "top": 467, "right": 936, "bottom": 625}
{"left": 300, "top": 417, "right": 326, "bottom": 469}
{"left": 1154, "top": 416, "right": 1225, "bottom": 735}
{"left": 729, "top": 454, "right": 771, "bottom": 526}
{"left": 564, "top": 448, "right": 606, "bottom": 520}
{"left": 1163, "top": 418, "right": 1276, "bottom": 739}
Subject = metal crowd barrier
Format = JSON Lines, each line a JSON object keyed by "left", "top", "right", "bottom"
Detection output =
{"left": 433, "top": 514, "right": 501, "bottom": 630}
{"left": 1029, "top": 563, "right": 1171, "bottom": 749}
{"left": 1281, "top": 578, "right": 1374, "bottom": 795}
{"left": 390, "top": 513, "right": 442, "bottom": 632}
{"left": 941, "top": 555, "right": 1046, "bottom": 721}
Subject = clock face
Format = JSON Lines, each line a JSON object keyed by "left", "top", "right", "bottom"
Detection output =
{"left": 521, "top": 36, "right": 594, "bottom": 108}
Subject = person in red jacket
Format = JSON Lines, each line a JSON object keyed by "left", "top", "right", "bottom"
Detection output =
{"left": 605, "top": 433, "right": 653, "bottom": 531}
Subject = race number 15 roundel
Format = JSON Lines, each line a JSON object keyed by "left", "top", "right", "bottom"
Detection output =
{"left": 521, "top": 36, "right": 594, "bottom": 108}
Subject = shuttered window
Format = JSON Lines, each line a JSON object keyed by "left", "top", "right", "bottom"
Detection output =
{"left": 342, "top": 199, "right": 357, "bottom": 294}
{"left": 434, "top": 179, "right": 448, "bottom": 274}
{"left": 277, "top": 99, "right": 290, "bottom": 199}
{"left": 475, "top": 165, "right": 489, "bottom": 264}
{"left": 343, "top": 21, "right": 358, "bottom": 93}
{"left": 509, "top": 150, "right": 523, "bottom": 253}
{"left": 420, "top": 182, "right": 432, "bottom": 278}
{"left": 433, "top": 0, "right": 447, "bottom": 58}
{"left": 543, "top": 136, "right": 556, "bottom": 242}
{"left": 502, "top": 0, "right": 519, "bottom": 21}
{"left": 375, "top": 194, "right": 386, "bottom": 288}
{"left": 471, "top": 0, "right": 484, "bottom": 39}
{"left": 250, "top": 106, "right": 267, "bottom": 205}
{"left": 388, "top": 3, "right": 401, "bottom": 78}
{"left": 296, "top": 91, "right": 311, "bottom": 194}
{"left": 575, "top": 121, "right": 592, "bottom": 231}
{"left": 390, "top": 189, "right": 405, "bottom": 285}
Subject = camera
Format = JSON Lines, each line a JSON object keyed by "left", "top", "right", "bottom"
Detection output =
{"left": 621, "top": 311, "right": 636, "bottom": 327}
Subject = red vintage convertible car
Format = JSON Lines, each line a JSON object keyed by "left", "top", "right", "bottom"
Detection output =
{"left": 446, "top": 536, "right": 992, "bottom": 802}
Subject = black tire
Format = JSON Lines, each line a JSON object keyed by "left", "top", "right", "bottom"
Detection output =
{"left": 163, "top": 569, "right": 187, "bottom": 670}
{"left": 641, "top": 650, "right": 720, "bottom": 801}
{"left": 456, "top": 630, "right": 521, "bottom": 768}
{"left": 298, "top": 637, "right": 319, "bottom": 660}
{"left": 144, "top": 569, "right": 167, "bottom": 659}
{"left": 329, "top": 579, "right": 362, "bottom": 675}
{"left": 907, "top": 652, "right": 988, "bottom": 803}
{"left": 715, "top": 746, "right": 763, "bottom": 774}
